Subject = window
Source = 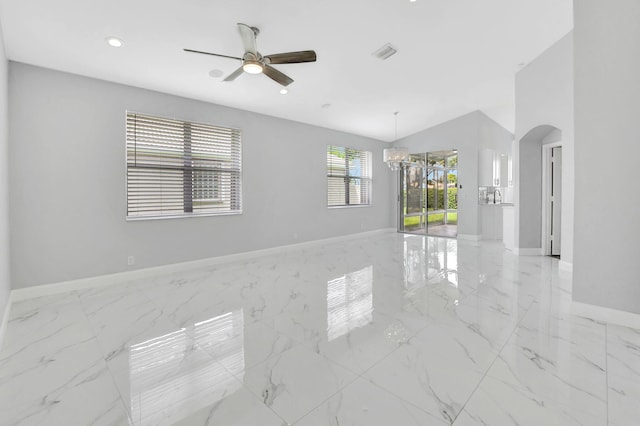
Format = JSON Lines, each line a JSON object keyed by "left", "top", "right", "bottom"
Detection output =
{"left": 126, "top": 112, "right": 241, "bottom": 219}
{"left": 327, "top": 145, "right": 372, "bottom": 206}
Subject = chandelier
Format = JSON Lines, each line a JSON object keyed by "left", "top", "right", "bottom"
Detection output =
{"left": 383, "top": 112, "right": 409, "bottom": 171}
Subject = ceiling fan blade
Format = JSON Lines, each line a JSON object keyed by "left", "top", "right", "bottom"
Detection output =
{"left": 262, "top": 65, "right": 294, "bottom": 87}
{"left": 237, "top": 23, "right": 257, "bottom": 54}
{"left": 183, "top": 48, "right": 242, "bottom": 61}
{"left": 264, "top": 50, "right": 317, "bottom": 64}
{"left": 223, "top": 66, "right": 245, "bottom": 82}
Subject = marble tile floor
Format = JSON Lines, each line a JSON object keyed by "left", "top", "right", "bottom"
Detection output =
{"left": 1, "top": 232, "right": 639, "bottom": 425}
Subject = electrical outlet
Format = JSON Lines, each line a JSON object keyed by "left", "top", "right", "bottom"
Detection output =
{"left": 127, "top": 256, "right": 135, "bottom": 266}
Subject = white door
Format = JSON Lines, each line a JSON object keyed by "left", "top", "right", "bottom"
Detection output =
{"left": 550, "top": 147, "right": 562, "bottom": 256}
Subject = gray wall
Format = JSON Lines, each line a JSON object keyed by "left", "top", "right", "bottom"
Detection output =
{"left": 514, "top": 31, "right": 574, "bottom": 261}
{"left": 9, "top": 63, "right": 392, "bottom": 288}
{"left": 573, "top": 0, "right": 640, "bottom": 313}
{"left": 0, "top": 23, "right": 10, "bottom": 319}
{"left": 392, "top": 111, "right": 513, "bottom": 237}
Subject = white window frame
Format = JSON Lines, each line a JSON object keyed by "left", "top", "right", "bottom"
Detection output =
{"left": 327, "top": 145, "right": 372, "bottom": 207}
{"left": 126, "top": 112, "right": 242, "bottom": 220}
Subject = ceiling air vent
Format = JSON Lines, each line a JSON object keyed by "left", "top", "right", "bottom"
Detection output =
{"left": 372, "top": 43, "right": 398, "bottom": 60}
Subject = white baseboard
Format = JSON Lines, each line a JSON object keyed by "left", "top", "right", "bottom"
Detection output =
{"left": 457, "top": 234, "right": 481, "bottom": 241}
{"left": 572, "top": 301, "right": 640, "bottom": 330}
{"left": 514, "top": 247, "right": 544, "bottom": 256}
{"left": 0, "top": 291, "right": 13, "bottom": 351}
{"left": 12, "top": 228, "right": 396, "bottom": 302}
{"left": 559, "top": 260, "right": 573, "bottom": 272}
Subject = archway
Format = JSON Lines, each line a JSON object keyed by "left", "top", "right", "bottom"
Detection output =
{"left": 515, "top": 125, "right": 562, "bottom": 255}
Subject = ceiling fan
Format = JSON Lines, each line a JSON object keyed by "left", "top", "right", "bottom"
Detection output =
{"left": 184, "top": 23, "right": 317, "bottom": 87}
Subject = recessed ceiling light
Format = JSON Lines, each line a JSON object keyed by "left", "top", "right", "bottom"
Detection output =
{"left": 209, "top": 69, "right": 223, "bottom": 78}
{"left": 409, "top": 0, "right": 417, "bottom": 2}
{"left": 105, "top": 36, "right": 124, "bottom": 48}
{"left": 280, "top": 88, "right": 288, "bottom": 95}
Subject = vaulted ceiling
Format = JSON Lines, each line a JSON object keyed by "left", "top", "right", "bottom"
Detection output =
{"left": 0, "top": 0, "right": 573, "bottom": 141}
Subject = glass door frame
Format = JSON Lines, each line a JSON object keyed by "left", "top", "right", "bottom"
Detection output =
{"left": 398, "top": 160, "right": 427, "bottom": 233}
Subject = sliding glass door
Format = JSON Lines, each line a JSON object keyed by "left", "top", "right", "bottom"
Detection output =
{"left": 426, "top": 152, "right": 457, "bottom": 236}
{"left": 399, "top": 158, "right": 426, "bottom": 233}
{"left": 399, "top": 150, "right": 458, "bottom": 238}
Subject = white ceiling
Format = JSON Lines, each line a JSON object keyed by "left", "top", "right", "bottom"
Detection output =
{"left": 0, "top": 0, "right": 573, "bottom": 141}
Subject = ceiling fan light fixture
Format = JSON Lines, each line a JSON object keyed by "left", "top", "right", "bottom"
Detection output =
{"left": 185, "top": 23, "right": 316, "bottom": 86}
{"left": 243, "top": 61, "right": 263, "bottom": 74}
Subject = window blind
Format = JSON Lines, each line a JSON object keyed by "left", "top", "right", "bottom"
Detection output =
{"left": 327, "top": 145, "right": 372, "bottom": 206}
{"left": 127, "top": 112, "right": 242, "bottom": 219}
